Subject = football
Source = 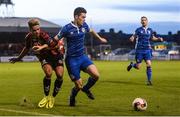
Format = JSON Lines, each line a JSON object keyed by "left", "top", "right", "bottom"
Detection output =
{"left": 132, "top": 98, "right": 147, "bottom": 111}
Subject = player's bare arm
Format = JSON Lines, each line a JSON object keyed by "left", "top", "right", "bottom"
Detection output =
{"left": 9, "top": 47, "right": 29, "bottom": 63}
{"left": 90, "top": 29, "right": 107, "bottom": 43}
{"left": 32, "top": 44, "right": 48, "bottom": 52}
{"left": 151, "top": 36, "right": 163, "bottom": 42}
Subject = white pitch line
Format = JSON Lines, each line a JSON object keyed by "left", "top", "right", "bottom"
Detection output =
{"left": 0, "top": 108, "right": 52, "bottom": 116}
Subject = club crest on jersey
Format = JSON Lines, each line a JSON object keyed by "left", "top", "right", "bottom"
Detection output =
{"left": 70, "top": 32, "right": 74, "bottom": 35}
{"left": 147, "top": 30, "right": 151, "bottom": 34}
{"left": 81, "top": 28, "right": 86, "bottom": 33}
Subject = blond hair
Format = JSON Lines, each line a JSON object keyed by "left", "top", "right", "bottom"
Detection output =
{"left": 28, "top": 18, "right": 40, "bottom": 30}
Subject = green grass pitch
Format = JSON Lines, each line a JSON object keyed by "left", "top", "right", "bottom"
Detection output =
{"left": 0, "top": 61, "right": 180, "bottom": 116}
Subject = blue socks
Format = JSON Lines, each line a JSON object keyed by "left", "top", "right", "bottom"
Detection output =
{"left": 146, "top": 66, "right": 152, "bottom": 81}
{"left": 82, "top": 77, "right": 97, "bottom": 92}
{"left": 130, "top": 62, "right": 152, "bottom": 81}
{"left": 71, "top": 87, "right": 80, "bottom": 97}
{"left": 70, "top": 77, "right": 97, "bottom": 97}
{"left": 132, "top": 63, "right": 138, "bottom": 69}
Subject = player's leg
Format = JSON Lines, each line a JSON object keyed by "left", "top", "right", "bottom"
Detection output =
{"left": 82, "top": 64, "right": 99, "bottom": 100}
{"left": 44, "top": 56, "right": 64, "bottom": 108}
{"left": 68, "top": 79, "right": 83, "bottom": 106}
{"left": 38, "top": 63, "right": 53, "bottom": 108}
{"left": 127, "top": 62, "right": 141, "bottom": 71}
{"left": 45, "top": 65, "right": 64, "bottom": 109}
{"left": 127, "top": 52, "right": 142, "bottom": 71}
{"left": 69, "top": 79, "right": 83, "bottom": 106}
{"left": 52, "top": 65, "right": 64, "bottom": 97}
{"left": 80, "top": 55, "right": 98, "bottom": 100}
{"left": 145, "top": 60, "right": 152, "bottom": 85}
{"left": 42, "top": 64, "right": 53, "bottom": 96}
{"left": 145, "top": 50, "right": 152, "bottom": 85}
{"left": 65, "top": 57, "right": 81, "bottom": 106}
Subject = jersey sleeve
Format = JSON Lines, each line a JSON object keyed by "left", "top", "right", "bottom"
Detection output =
{"left": 57, "top": 26, "right": 67, "bottom": 39}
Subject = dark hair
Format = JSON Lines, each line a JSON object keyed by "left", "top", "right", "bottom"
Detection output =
{"left": 74, "top": 7, "right": 87, "bottom": 17}
{"left": 141, "top": 16, "right": 148, "bottom": 20}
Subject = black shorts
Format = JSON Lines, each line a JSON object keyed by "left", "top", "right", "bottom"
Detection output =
{"left": 40, "top": 55, "right": 64, "bottom": 70}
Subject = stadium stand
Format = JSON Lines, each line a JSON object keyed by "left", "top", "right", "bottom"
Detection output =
{"left": 0, "top": 17, "right": 180, "bottom": 61}
{"left": 0, "top": 17, "right": 61, "bottom": 56}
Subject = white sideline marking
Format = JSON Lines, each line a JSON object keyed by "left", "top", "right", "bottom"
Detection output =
{"left": 0, "top": 108, "right": 52, "bottom": 116}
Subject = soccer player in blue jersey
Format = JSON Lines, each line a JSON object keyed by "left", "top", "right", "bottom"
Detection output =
{"left": 127, "top": 16, "right": 163, "bottom": 85}
{"left": 51, "top": 7, "right": 107, "bottom": 106}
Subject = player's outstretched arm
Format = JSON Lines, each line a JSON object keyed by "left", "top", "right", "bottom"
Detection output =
{"left": 90, "top": 29, "right": 107, "bottom": 43}
{"left": 152, "top": 36, "right": 163, "bottom": 42}
{"left": 9, "top": 47, "right": 29, "bottom": 63}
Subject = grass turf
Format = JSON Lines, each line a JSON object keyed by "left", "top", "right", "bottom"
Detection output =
{"left": 0, "top": 61, "right": 180, "bottom": 116}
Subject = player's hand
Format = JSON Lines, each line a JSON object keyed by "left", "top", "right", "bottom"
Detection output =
{"left": 9, "top": 57, "right": 21, "bottom": 63}
{"left": 100, "top": 37, "right": 107, "bottom": 43}
{"left": 158, "top": 37, "right": 163, "bottom": 42}
{"left": 32, "top": 45, "right": 44, "bottom": 52}
{"left": 130, "top": 37, "right": 134, "bottom": 42}
{"left": 129, "top": 35, "right": 135, "bottom": 42}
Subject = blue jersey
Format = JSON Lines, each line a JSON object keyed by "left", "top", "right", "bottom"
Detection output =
{"left": 57, "top": 22, "right": 90, "bottom": 57}
{"left": 134, "top": 27, "right": 153, "bottom": 50}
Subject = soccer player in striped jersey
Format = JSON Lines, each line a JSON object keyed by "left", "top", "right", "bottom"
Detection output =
{"left": 127, "top": 16, "right": 163, "bottom": 85}
{"left": 9, "top": 18, "right": 64, "bottom": 108}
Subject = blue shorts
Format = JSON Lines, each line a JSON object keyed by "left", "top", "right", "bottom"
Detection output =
{"left": 65, "top": 55, "right": 93, "bottom": 81}
{"left": 135, "top": 49, "right": 152, "bottom": 63}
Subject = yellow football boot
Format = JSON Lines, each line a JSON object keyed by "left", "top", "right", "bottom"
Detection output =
{"left": 46, "top": 96, "right": 55, "bottom": 109}
{"left": 38, "top": 96, "right": 49, "bottom": 108}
